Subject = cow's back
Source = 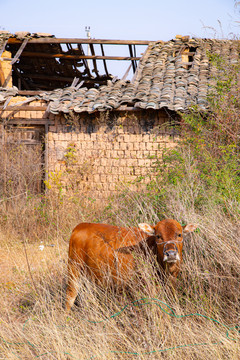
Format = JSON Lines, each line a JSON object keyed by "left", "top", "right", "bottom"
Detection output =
{"left": 68, "top": 223, "right": 136, "bottom": 283}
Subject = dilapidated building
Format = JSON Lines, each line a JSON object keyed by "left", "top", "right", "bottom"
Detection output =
{"left": 0, "top": 32, "right": 239, "bottom": 198}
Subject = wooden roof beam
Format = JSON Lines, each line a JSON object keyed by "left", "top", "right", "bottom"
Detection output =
{"left": 9, "top": 52, "right": 141, "bottom": 61}
{"left": 0, "top": 105, "right": 47, "bottom": 111}
{"left": 7, "top": 38, "right": 150, "bottom": 45}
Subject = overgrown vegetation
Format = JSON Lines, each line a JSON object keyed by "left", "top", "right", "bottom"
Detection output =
{"left": 0, "top": 48, "right": 239, "bottom": 359}
{"left": 147, "top": 48, "right": 240, "bottom": 216}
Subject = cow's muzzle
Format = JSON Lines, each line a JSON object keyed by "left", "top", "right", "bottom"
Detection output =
{"left": 163, "top": 250, "right": 180, "bottom": 263}
{"left": 162, "top": 241, "right": 180, "bottom": 263}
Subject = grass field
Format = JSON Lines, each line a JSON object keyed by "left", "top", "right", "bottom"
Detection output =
{"left": 0, "top": 187, "right": 239, "bottom": 360}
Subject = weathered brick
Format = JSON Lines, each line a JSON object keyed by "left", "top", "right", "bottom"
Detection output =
{"left": 44, "top": 112, "right": 177, "bottom": 200}
{"left": 112, "top": 159, "right": 119, "bottom": 167}
{"left": 133, "top": 142, "right": 139, "bottom": 150}
{"left": 118, "top": 167, "right": 124, "bottom": 175}
{"left": 123, "top": 134, "right": 130, "bottom": 142}
{"left": 145, "top": 159, "right": 152, "bottom": 167}
{"left": 58, "top": 132, "right": 64, "bottom": 141}
{"left": 71, "top": 133, "right": 78, "bottom": 141}
{"left": 137, "top": 151, "right": 144, "bottom": 159}
{"left": 126, "top": 142, "right": 134, "bottom": 150}
{"left": 99, "top": 174, "right": 106, "bottom": 182}
{"left": 91, "top": 133, "right": 97, "bottom": 141}
{"left": 113, "top": 141, "right": 120, "bottom": 150}
{"left": 93, "top": 174, "right": 100, "bottom": 183}
{"left": 120, "top": 142, "right": 127, "bottom": 151}
{"left": 125, "top": 158, "right": 135, "bottom": 167}
{"left": 131, "top": 151, "right": 137, "bottom": 159}
{"left": 117, "top": 150, "right": 124, "bottom": 158}
{"left": 93, "top": 158, "right": 101, "bottom": 167}
{"left": 142, "top": 134, "right": 150, "bottom": 142}
{"left": 100, "top": 158, "right": 107, "bottom": 166}
{"left": 152, "top": 141, "right": 160, "bottom": 150}
{"left": 129, "top": 134, "right": 136, "bottom": 142}
{"left": 119, "top": 159, "right": 126, "bottom": 167}
{"left": 85, "top": 150, "right": 92, "bottom": 157}
{"left": 138, "top": 159, "right": 145, "bottom": 167}
{"left": 146, "top": 142, "right": 153, "bottom": 150}
{"left": 109, "top": 183, "right": 116, "bottom": 191}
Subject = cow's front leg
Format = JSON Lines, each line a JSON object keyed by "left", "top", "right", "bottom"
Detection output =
{"left": 65, "top": 261, "right": 80, "bottom": 315}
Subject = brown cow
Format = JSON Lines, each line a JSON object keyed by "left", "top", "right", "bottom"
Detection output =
{"left": 65, "top": 219, "right": 197, "bottom": 313}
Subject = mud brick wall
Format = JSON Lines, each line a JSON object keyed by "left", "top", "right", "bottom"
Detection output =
{"left": 0, "top": 51, "right": 12, "bottom": 88}
{"left": 47, "top": 110, "right": 179, "bottom": 199}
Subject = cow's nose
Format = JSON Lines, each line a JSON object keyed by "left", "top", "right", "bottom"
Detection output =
{"left": 163, "top": 250, "right": 180, "bottom": 263}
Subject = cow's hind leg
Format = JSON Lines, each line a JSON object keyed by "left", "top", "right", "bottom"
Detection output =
{"left": 65, "top": 261, "right": 80, "bottom": 315}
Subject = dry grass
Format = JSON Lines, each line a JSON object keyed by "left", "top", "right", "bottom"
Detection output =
{"left": 0, "top": 126, "right": 239, "bottom": 359}
{"left": 0, "top": 190, "right": 239, "bottom": 360}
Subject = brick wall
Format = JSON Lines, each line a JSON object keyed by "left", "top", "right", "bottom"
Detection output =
{"left": 47, "top": 110, "right": 179, "bottom": 199}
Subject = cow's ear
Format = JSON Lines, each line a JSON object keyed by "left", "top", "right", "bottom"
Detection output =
{"left": 138, "top": 223, "right": 155, "bottom": 236}
{"left": 183, "top": 224, "right": 198, "bottom": 233}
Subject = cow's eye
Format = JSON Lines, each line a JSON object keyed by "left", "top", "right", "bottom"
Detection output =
{"left": 156, "top": 234, "right": 162, "bottom": 239}
{"left": 178, "top": 234, "right": 182, "bottom": 238}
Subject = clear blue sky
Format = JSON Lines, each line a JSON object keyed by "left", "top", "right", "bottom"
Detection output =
{"left": 0, "top": 0, "right": 239, "bottom": 78}
{"left": 1, "top": 0, "right": 238, "bottom": 40}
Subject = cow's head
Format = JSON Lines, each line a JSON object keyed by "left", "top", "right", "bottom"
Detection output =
{"left": 138, "top": 219, "right": 197, "bottom": 268}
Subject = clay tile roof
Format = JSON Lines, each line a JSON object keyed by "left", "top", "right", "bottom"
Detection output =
{"left": 1, "top": 34, "right": 239, "bottom": 114}
{"left": 133, "top": 37, "right": 240, "bottom": 112}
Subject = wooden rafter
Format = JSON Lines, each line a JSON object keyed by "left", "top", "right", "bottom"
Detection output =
{"left": 11, "top": 38, "right": 29, "bottom": 65}
{"left": 128, "top": 45, "right": 136, "bottom": 73}
{"left": 12, "top": 64, "right": 30, "bottom": 90}
{"left": 89, "top": 43, "right": 99, "bottom": 76}
{"left": 66, "top": 43, "right": 80, "bottom": 75}
{"left": 122, "top": 63, "right": 132, "bottom": 80}
{"left": 77, "top": 44, "right": 92, "bottom": 77}
{"left": 100, "top": 44, "right": 109, "bottom": 76}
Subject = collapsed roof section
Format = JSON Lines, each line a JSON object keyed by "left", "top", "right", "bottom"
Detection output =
{"left": 0, "top": 32, "right": 239, "bottom": 114}
{"left": 0, "top": 31, "right": 149, "bottom": 91}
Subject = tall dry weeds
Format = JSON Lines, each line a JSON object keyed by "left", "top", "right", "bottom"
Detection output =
{"left": 0, "top": 181, "right": 239, "bottom": 359}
